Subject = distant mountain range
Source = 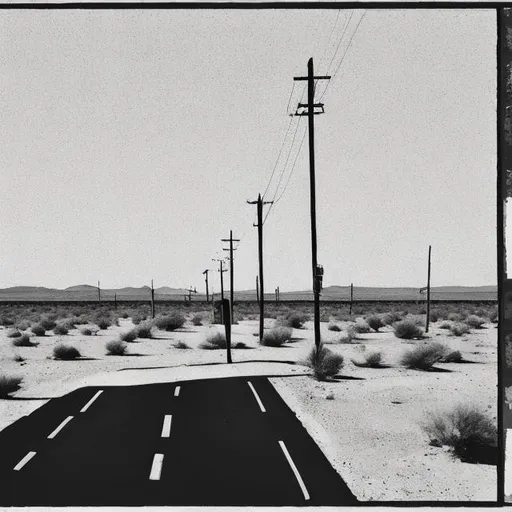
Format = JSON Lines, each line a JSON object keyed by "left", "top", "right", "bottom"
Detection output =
{"left": 0, "top": 284, "right": 497, "bottom": 301}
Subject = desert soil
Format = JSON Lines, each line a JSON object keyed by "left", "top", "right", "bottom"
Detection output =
{"left": 0, "top": 315, "right": 497, "bottom": 502}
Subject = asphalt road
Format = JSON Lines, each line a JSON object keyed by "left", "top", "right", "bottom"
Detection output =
{"left": 0, "top": 376, "right": 357, "bottom": 506}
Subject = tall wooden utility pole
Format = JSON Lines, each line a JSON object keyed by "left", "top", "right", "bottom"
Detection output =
{"left": 186, "top": 286, "right": 197, "bottom": 302}
{"left": 221, "top": 231, "right": 240, "bottom": 323}
{"left": 97, "top": 281, "right": 101, "bottom": 304}
{"left": 151, "top": 279, "right": 155, "bottom": 319}
{"left": 256, "top": 275, "right": 259, "bottom": 303}
{"left": 350, "top": 283, "right": 354, "bottom": 316}
{"left": 203, "top": 269, "right": 210, "bottom": 302}
{"left": 114, "top": 292, "right": 117, "bottom": 310}
{"left": 247, "top": 194, "right": 273, "bottom": 342}
{"left": 426, "top": 245, "right": 432, "bottom": 333}
{"left": 213, "top": 258, "right": 228, "bottom": 300}
{"left": 294, "top": 58, "right": 330, "bottom": 349}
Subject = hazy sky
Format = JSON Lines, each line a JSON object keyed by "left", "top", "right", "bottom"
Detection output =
{"left": 0, "top": 9, "right": 496, "bottom": 292}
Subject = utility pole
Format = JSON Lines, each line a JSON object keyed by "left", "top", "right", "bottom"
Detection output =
{"left": 185, "top": 286, "right": 197, "bottom": 302}
{"left": 247, "top": 194, "right": 273, "bottom": 342}
{"left": 294, "top": 58, "right": 330, "bottom": 349}
{"left": 97, "top": 281, "right": 101, "bottom": 304}
{"left": 350, "top": 283, "right": 354, "bottom": 316}
{"left": 212, "top": 258, "right": 228, "bottom": 300}
{"left": 277, "top": 286, "right": 280, "bottom": 301}
{"left": 426, "top": 245, "right": 432, "bottom": 333}
{"left": 203, "top": 269, "right": 210, "bottom": 302}
{"left": 221, "top": 230, "right": 240, "bottom": 323}
{"left": 256, "top": 275, "right": 259, "bottom": 303}
{"left": 114, "top": 292, "right": 117, "bottom": 310}
{"left": 151, "top": 279, "right": 155, "bottom": 319}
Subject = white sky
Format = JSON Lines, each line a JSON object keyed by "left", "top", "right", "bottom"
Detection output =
{"left": 0, "top": 9, "right": 497, "bottom": 292}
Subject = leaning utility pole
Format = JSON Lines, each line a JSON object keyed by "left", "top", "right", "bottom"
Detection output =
{"left": 426, "top": 245, "right": 432, "bottom": 333}
{"left": 202, "top": 269, "right": 210, "bottom": 302}
{"left": 150, "top": 279, "right": 155, "bottom": 319}
{"left": 294, "top": 58, "right": 330, "bottom": 349}
{"left": 97, "top": 281, "right": 101, "bottom": 304}
{"left": 247, "top": 194, "right": 273, "bottom": 341}
{"left": 221, "top": 230, "right": 240, "bottom": 323}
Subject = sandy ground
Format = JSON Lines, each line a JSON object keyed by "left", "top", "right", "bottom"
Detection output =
{"left": 0, "top": 315, "right": 497, "bottom": 502}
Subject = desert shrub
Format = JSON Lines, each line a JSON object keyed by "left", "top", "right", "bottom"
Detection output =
{"left": 15, "top": 320, "right": 31, "bottom": 331}
{"left": 0, "top": 316, "right": 15, "bottom": 326}
{"left": 59, "top": 317, "right": 80, "bottom": 329}
{"left": 305, "top": 344, "right": 344, "bottom": 381}
{"left": 450, "top": 323, "right": 470, "bottom": 337}
{"left": 40, "top": 318, "right": 57, "bottom": 331}
{"left": 174, "top": 340, "right": 191, "bottom": 349}
{"left": 53, "top": 344, "right": 81, "bottom": 360}
{"left": 351, "top": 350, "right": 383, "bottom": 368}
{"left": 154, "top": 312, "right": 186, "bottom": 331}
{"left": 30, "top": 324, "right": 46, "bottom": 336}
{"left": 96, "top": 318, "right": 111, "bottom": 330}
{"left": 191, "top": 314, "right": 203, "bottom": 326}
{"left": 381, "top": 311, "right": 403, "bottom": 326}
{"left": 12, "top": 334, "right": 37, "bottom": 347}
{"left": 447, "top": 312, "right": 463, "bottom": 323}
{"left": 6, "top": 328, "right": 22, "bottom": 338}
{"left": 351, "top": 320, "right": 371, "bottom": 334}
{"left": 401, "top": 342, "right": 447, "bottom": 370}
{"left": 131, "top": 313, "right": 146, "bottom": 325}
{"left": 261, "top": 326, "right": 293, "bottom": 347}
{"left": 199, "top": 330, "right": 226, "bottom": 350}
{"left": 0, "top": 375, "right": 22, "bottom": 398}
{"left": 442, "top": 350, "right": 463, "bottom": 363}
{"left": 106, "top": 339, "right": 127, "bottom": 356}
{"left": 338, "top": 328, "right": 359, "bottom": 344}
{"left": 234, "top": 341, "right": 248, "bottom": 349}
{"left": 53, "top": 324, "right": 69, "bottom": 335}
{"left": 465, "top": 315, "right": 486, "bottom": 329}
{"left": 136, "top": 321, "right": 154, "bottom": 339}
{"left": 366, "top": 315, "right": 384, "bottom": 332}
{"left": 120, "top": 330, "right": 137, "bottom": 343}
{"left": 80, "top": 325, "right": 98, "bottom": 336}
{"left": 421, "top": 404, "right": 497, "bottom": 463}
{"left": 429, "top": 310, "right": 441, "bottom": 323}
{"left": 394, "top": 319, "right": 424, "bottom": 340}
{"left": 279, "top": 312, "right": 308, "bottom": 329}
{"left": 13, "top": 354, "right": 25, "bottom": 362}
{"left": 439, "top": 321, "right": 452, "bottom": 330}
{"left": 328, "top": 323, "right": 342, "bottom": 332}
{"left": 490, "top": 309, "right": 498, "bottom": 323}
{"left": 120, "top": 311, "right": 130, "bottom": 319}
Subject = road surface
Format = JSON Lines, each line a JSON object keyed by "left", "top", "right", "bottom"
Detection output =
{"left": 0, "top": 376, "right": 357, "bottom": 506}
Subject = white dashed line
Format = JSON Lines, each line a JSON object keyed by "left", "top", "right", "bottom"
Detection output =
{"left": 149, "top": 453, "right": 164, "bottom": 481}
{"left": 47, "top": 416, "right": 74, "bottom": 439}
{"left": 80, "top": 390, "right": 103, "bottom": 412}
{"left": 13, "top": 451, "right": 36, "bottom": 471}
{"left": 174, "top": 386, "right": 180, "bottom": 397}
{"left": 278, "top": 440, "right": 310, "bottom": 501}
{"left": 161, "top": 415, "right": 172, "bottom": 438}
{"left": 247, "top": 381, "right": 266, "bottom": 412}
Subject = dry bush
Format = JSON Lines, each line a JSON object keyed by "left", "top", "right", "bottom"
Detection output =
{"left": 30, "top": 324, "right": 46, "bottom": 336}
{"left": 442, "top": 350, "right": 463, "bottom": 363}
{"left": 96, "top": 317, "right": 112, "bottom": 330}
{"left": 15, "top": 320, "right": 32, "bottom": 331}
{"left": 0, "top": 316, "right": 15, "bottom": 326}
{"left": 13, "top": 354, "right": 25, "bottom": 362}
{"left": 366, "top": 315, "right": 384, "bottom": 332}
{"left": 200, "top": 330, "right": 226, "bottom": 350}
{"left": 53, "top": 324, "right": 69, "bottom": 335}
{"left": 351, "top": 349, "right": 384, "bottom": 368}
{"left": 305, "top": 344, "right": 344, "bottom": 381}
{"left": 351, "top": 320, "right": 371, "bottom": 334}
{"left": 174, "top": 340, "right": 191, "bottom": 349}
{"left": 40, "top": 318, "right": 57, "bottom": 331}
{"left": 439, "top": 321, "right": 452, "bottom": 330}
{"left": 421, "top": 404, "right": 497, "bottom": 463}
{"left": 154, "top": 312, "right": 186, "bottom": 331}
{"left": 0, "top": 375, "right": 22, "bottom": 398}
{"left": 191, "top": 314, "right": 203, "bottom": 326}
{"left": 12, "top": 334, "right": 38, "bottom": 347}
{"left": 401, "top": 342, "right": 447, "bottom": 370}
{"left": 120, "top": 330, "right": 137, "bottom": 342}
{"left": 447, "top": 312, "right": 463, "bottom": 323}
{"left": 338, "top": 328, "right": 359, "bottom": 344}
{"left": 106, "top": 339, "right": 127, "bottom": 356}
{"left": 261, "top": 326, "right": 293, "bottom": 347}
{"left": 131, "top": 313, "right": 146, "bottom": 325}
{"left": 136, "top": 321, "right": 154, "bottom": 339}
{"left": 328, "top": 323, "right": 342, "bottom": 332}
{"left": 394, "top": 319, "right": 424, "bottom": 340}
{"left": 450, "top": 323, "right": 470, "bottom": 337}
{"left": 80, "top": 325, "right": 99, "bottom": 336}
{"left": 381, "top": 311, "right": 403, "bottom": 326}
{"left": 6, "top": 328, "right": 22, "bottom": 338}
{"left": 465, "top": 315, "right": 486, "bottom": 329}
{"left": 53, "top": 344, "right": 81, "bottom": 360}
{"left": 278, "top": 312, "right": 308, "bottom": 329}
